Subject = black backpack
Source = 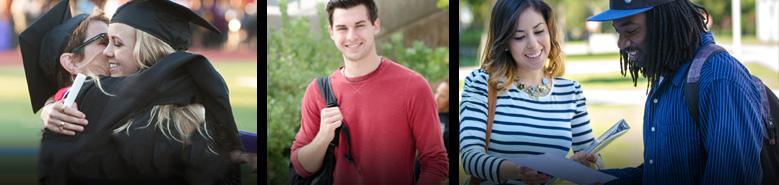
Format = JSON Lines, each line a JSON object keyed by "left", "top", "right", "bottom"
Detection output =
{"left": 684, "top": 42, "right": 779, "bottom": 184}
{"left": 289, "top": 77, "right": 360, "bottom": 185}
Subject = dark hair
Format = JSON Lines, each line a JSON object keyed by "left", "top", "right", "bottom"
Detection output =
{"left": 439, "top": 76, "right": 449, "bottom": 86}
{"left": 621, "top": 0, "right": 709, "bottom": 89}
{"left": 480, "top": 0, "right": 563, "bottom": 95}
{"left": 326, "top": 0, "right": 378, "bottom": 27}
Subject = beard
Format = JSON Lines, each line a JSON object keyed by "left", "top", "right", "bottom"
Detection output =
{"left": 619, "top": 46, "right": 676, "bottom": 89}
{"left": 619, "top": 49, "right": 646, "bottom": 87}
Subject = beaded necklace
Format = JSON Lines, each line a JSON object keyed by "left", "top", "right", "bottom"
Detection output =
{"left": 515, "top": 77, "right": 549, "bottom": 100}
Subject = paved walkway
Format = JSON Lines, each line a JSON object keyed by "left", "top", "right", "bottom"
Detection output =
{"left": 459, "top": 42, "right": 779, "bottom": 106}
{"left": 719, "top": 43, "right": 779, "bottom": 72}
{"left": 459, "top": 60, "right": 620, "bottom": 81}
{"left": 459, "top": 63, "right": 646, "bottom": 105}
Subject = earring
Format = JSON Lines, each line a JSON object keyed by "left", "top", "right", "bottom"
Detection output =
{"left": 505, "top": 48, "right": 508, "bottom": 51}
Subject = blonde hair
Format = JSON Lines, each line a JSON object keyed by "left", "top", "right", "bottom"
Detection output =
{"left": 102, "top": 29, "right": 217, "bottom": 154}
{"left": 480, "top": 0, "right": 564, "bottom": 95}
{"left": 132, "top": 28, "right": 175, "bottom": 72}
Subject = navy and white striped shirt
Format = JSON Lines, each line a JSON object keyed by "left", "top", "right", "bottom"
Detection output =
{"left": 459, "top": 69, "right": 596, "bottom": 185}
{"left": 600, "top": 32, "right": 763, "bottom": 184}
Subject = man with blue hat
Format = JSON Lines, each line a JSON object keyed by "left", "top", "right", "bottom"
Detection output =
{"left": 586, "top": 0, "right": 764, "bottom": 184}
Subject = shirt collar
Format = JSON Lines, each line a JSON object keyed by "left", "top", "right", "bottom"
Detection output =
{"left": 671, "top": 32, "right": 716, "bottom": 87}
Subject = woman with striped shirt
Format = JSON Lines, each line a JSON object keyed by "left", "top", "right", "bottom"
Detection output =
{"left": 460, "top": 0, "right": 603, "bottom": 184}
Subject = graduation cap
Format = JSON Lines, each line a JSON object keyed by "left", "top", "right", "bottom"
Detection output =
{"left": 20, "top": 0, "right": 89, "bottom": 113}
{"left": 111, "top": 0, "right": 221, "bottom": 51}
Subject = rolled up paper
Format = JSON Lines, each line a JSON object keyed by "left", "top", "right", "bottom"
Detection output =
{"left": 63, "top": 73, "right": 86, "bottom": 107}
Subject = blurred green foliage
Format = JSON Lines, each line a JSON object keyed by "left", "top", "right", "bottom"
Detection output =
{"left": 437, "top": 0, "right": 449, "bottom": 10}
{"left": 266, "top": 0, "right": 449, "bottom": 184}
{"left": 381, "top": 33, "right": 450, "bottom": 85}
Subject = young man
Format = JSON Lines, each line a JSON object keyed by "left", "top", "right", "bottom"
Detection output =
{"left": 585, "top": 0, "right": 763, "bottom": 184}
{"left": 289, "top": 0, "right": 448, "bottom": 184}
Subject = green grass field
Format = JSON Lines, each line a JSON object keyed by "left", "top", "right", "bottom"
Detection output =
{"left": 0, "top": 60, "right": 257, "bottom": 184}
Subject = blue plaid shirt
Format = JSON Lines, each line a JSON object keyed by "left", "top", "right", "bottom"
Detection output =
{"left": 600, "top": 32, "right": 764, "bottom": 184}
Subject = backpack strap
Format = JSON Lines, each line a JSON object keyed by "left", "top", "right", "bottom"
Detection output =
{"left": 684, "top": 43, "right": 727, "bottom": 124}
{"left": 764, "top": 89, "right": 779, "bottom": 146}
{"left": 317, "top": 77, "right": 339, "bottom": 107}
{"left": 753, "top": 76, "right": 778, "bottom": 145}
{"left": 753, "top": 76, "right": 771, "bottom": 119}
{"left": 315, "top": 77, "right": 361, "bottom": 175}
{"left": 469, "top": 83, "right": 498, "bottom": 185}
{"left": 486, "top": 84, "right": 497, "bottom": 150}
{"left": 317, "top": 77, "right": 341, "bottom": 147}
{"left": 339, "top": 120, "right": 361, "bottom": 175}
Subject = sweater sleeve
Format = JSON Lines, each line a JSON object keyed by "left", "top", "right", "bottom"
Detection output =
{"left": 569, "top": 81, "right": 604, "bottom": 169}
{"left": 407, "top": 72, "right": 449, "bottom": 184}
{"left": 570, "top": 81, "right": 595, "bottom": 151}
{"left": 289, "top": 79, "right": 325, "bottom": 178}
{"left": 54, "top": 87, "right": 70, "bottom": 102}
{"left": 458, "top": 69, "right": 504, "bottom": 183}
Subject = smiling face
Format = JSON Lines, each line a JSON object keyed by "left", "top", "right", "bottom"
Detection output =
{"left": 327, "top": 4, "right": 380, "bottom": 62}
{"left": 73, "top": 21, "right": 109, "bottom": 76}
{"left": 613, "top": 12, "right": 649, "bottom": 67}
{"left": 103, "top": 23, "right": 138, "bottom": 77}
{"left": 508, "top": 8, "right": 551, "bottom": 72}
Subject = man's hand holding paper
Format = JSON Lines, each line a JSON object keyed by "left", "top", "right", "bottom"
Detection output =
{"left": 571, "top": 150, "right": 599, "bottom": 169}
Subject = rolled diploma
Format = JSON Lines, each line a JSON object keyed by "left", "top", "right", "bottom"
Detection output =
{"left": 63, "top": 73, "right": 86, "bottom": 107}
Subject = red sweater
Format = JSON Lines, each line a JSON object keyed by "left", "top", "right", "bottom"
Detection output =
{"left": 290, "top": 59, "right": 448, "bottom": 184}
{"left": 54, "top": 87, "right": 70, "bottom": 101}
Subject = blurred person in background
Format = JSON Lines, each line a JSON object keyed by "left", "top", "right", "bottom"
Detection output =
{"left": 416, "top": 77, "right": 450, "bottom": 183}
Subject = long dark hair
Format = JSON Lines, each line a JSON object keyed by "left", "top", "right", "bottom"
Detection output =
{"left": 481, "top": 0, "right": 563, "bottom": 95}
{"left": 621, "top": 0, "right": 709, "bottom": 89}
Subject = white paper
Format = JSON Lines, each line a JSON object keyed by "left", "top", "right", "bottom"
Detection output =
{"left": 505, "top": 153, "right": 617, "bottom": 184}
{"left": 547, "top": 119, "right": 630, "bottom": 184}
{"left": 63, "top": 73, "right": 86, "bottom": 107}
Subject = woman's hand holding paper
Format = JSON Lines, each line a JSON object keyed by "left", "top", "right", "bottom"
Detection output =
{"left": 41, "top": 101, "right": 87, "bottom": 136}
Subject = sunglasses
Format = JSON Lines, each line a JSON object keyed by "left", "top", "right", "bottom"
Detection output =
{"left": 71, "top": 33, "right": 107, "bottom": 52}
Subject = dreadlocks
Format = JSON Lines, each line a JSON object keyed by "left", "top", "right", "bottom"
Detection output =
{"left": 621, "top": 0, "right": 709, "bottom": 89}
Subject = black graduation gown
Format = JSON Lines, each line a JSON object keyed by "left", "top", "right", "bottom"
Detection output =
{"left": 38, "top": 52, "right": 244, "bottom": 184}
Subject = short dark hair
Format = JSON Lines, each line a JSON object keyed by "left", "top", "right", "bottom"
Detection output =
{"left": 326, "top": 0, "right": 378, "bottom": 27}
